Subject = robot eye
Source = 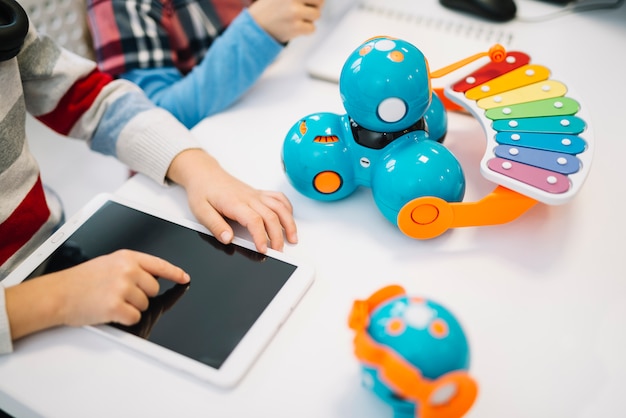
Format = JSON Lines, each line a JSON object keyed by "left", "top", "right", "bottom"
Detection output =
{"left": 378, "top": 97, "right": 407, "bottom": 123}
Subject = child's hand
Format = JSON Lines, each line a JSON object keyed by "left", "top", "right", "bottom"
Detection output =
{"left": 5, "top": 250, "right": 190, "bottom": 340}
{"left": 249, "top": 0, "right": 325, "bottom": 44}
{"left": 166, "top": 149, "right": 298, "bottom": 253}
{"left": 55, "top": 250, "right": 190, "bottom": 327}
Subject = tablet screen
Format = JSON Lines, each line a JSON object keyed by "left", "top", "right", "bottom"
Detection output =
{"left": 26, "top": 201, "right": 298, "bottom": 370}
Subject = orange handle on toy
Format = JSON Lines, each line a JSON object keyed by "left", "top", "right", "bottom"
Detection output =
{"left": 430, "top": 44, "right": 506, "bottom": 79}
{"left": 397, "top": 185, "right": 538, "bottom": 239}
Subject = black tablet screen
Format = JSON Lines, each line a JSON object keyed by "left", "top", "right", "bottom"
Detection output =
{"left": 26, "top": 201, "right": 297, "bottom": 369}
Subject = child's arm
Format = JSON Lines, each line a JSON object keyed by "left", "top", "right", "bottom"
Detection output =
{"left": 87, "top": 0, "right": 323, "bottom": 129}
{"left": 120, "top": 10, "right": 283, "bottom": 128}
{"left": 3, "top": 251, "right": 190, "bottom": 344}
{"left": 19, "top": 26, "right": 199, "bottom": 183}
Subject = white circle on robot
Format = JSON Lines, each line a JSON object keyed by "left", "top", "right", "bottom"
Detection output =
{"left": 378, "top": 97, "right": 406, "bottom": 123}
{"left": 374, "top": 39, "right": 396, "bottom": 52}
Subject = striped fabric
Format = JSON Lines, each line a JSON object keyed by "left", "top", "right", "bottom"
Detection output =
{"left": 87, "top": 0, "right": 251, "bottom": 77}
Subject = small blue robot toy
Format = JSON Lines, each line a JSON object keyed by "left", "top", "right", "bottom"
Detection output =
{"left": 282, "top": 36, "right": 464, "bottom": 227}
{"left": 349, "top": 285, "right": 478, "bottom": 417}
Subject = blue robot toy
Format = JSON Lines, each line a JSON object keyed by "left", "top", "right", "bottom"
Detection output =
{"left": 282, "top": 36, "right": 506, "bottom": 234}
{"left": 349, "top": 285, "right": 478, "bottom": 417}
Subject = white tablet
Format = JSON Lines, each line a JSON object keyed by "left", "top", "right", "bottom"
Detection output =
{"left": 2, "top": 193, "right": 314, "bottom": 388}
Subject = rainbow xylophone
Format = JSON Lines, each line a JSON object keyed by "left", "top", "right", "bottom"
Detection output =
{"left": 398, "top": 49, "right": 594, "bottom": 239}
{"left": 448, "top": 51, "right": 593, "bottom": 204}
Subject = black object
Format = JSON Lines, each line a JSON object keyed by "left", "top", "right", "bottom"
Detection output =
{"left": 440, "top": 0, "right": 517, "bottom": 22}
{"left": 0, "top": 0, "right": 29, "bottom": 61}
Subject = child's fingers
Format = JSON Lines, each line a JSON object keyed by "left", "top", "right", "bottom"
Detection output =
{"left": 133, "top": 251, "right": 191, "bottom": 286}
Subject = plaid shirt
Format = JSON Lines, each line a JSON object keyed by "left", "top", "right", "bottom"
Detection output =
{"left": 87, "top": 0, "right": 251, "bottom": 77}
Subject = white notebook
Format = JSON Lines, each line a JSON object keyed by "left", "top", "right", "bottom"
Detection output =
{"left": 307, "top": 0, "right": 516, "bottom": 84}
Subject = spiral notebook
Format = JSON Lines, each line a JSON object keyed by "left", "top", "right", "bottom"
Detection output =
{"left": 306, "top": 0, "right": 516, "bottom": 84}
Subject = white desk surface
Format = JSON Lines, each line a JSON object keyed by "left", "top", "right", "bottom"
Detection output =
{"left": 2, "top": 1, "right": 625, "bottom": 417}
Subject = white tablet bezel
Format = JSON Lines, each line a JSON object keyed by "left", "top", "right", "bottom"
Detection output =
{"left": 2, "top": 193, "right": 315, "bottom": 388}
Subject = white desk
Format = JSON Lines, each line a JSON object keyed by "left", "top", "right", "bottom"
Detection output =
{"left": 2, "top": 1, "right": 625, "bottom": 417}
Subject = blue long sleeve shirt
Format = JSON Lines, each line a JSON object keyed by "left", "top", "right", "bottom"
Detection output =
{"left": 120, "top": 10, "right": 283, "bottom": 128}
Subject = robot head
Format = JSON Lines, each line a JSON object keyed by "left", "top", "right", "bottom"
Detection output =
{"left": 349, "top": 285, "right": 478, "bottom": 417}
{"left": 339, "top": 36, "right": 432, "bottom": 133}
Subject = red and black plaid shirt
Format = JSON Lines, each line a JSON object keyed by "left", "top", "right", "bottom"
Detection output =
{"left": 87, "top": 0, "right": 251, "bottom": 76}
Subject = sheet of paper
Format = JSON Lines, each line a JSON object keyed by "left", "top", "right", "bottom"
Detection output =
{"left": 307, "top": 0, "right": 516, "bottom": 85}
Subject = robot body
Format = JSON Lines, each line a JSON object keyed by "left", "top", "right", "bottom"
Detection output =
{"left": 282, "top": 37, "right": 465, "bottom": 226}
{"left": 349, "top": 285, "right": 478, "bottom": 418}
